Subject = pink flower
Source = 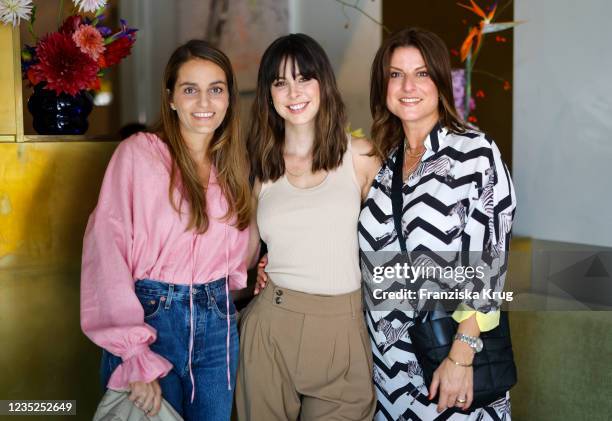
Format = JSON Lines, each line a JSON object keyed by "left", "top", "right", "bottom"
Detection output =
{"left": 72, "top": 24, "right": 105, "bottom": 60}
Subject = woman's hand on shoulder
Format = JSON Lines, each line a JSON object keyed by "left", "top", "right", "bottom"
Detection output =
{"left": 350, "top": 135, "right": 382, "bottom": 200}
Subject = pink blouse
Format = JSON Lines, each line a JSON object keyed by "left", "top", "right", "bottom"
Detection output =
{"left": 80, "top": 132, "right": 249, "bottom": 390}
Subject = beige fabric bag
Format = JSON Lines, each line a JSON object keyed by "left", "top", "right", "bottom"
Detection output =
{"left": 93, "top": 390, "right": 183, "bottom": 421}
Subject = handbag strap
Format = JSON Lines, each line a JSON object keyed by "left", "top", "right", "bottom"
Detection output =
{"left": 391, "top": 141, "right": 446, "bottom": 320}
{"left": 391, "top": 138, "right": 407, "bottom": 253}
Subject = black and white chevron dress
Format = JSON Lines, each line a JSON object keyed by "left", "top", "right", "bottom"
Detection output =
{"left": 358, "top": 125, "right": 516, "bottom": 421}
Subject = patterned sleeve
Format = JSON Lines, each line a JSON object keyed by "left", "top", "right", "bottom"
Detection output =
{"left": 451, "top": 139, "right": 516, "bottom": 331}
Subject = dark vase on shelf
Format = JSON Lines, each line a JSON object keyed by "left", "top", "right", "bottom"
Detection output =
{"left": 27, "top": 84, "right": 94, "bottom": 135}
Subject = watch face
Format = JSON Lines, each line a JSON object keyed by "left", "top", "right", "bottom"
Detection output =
{"left": 475, "top": 338, "right": 484, "bottom": 353}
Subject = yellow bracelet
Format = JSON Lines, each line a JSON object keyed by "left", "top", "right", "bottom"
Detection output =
{"left": 447, "top": 355, "right": 473, "bottom": 367}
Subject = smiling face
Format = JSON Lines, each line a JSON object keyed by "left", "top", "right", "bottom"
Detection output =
{"left": 170, "top": 58, "right": 229, "bottom": 142}
{"left": 270, "top": 58, "right": 320, "bottom": 129}
{"left": 386, "top": 46, "right": 440, "bottom": 130}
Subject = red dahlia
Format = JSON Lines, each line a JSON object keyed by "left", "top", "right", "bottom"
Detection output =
{"left": 59, "top": 15, "right": 83, "bottom": 35}
{"left": 102, "top": 36, "right": 135, "bottom": 68}
{"left": 29, "top": 32, "right": 99, "bottom": 96}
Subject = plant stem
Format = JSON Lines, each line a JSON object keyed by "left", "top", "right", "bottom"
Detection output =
{"left": 334, "top": 0, "right": 391, "bottom": 34}
{"left": 497, "top": 0, "right": 514, "bottom": 19}
{"left": 57, "top": 0, "right": 64, "bottom": 27}
{"left": 28, "top": 5, "right": 37, "bottom": 42}
{"left": 471, "top": 69, "right": 506, "bottom": 83}
{"left": 464, "top": 53, "right": 472, "bottom": 120}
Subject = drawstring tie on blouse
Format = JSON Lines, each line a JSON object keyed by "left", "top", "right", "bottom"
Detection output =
{"left": 188, "top": 235, "right": 196, "bottom": 403}
{"left": 186, "top": 182, "right": 233, "bottom": 402}
{"left": 224, "top": 224, "right": 231, "bottom": 391}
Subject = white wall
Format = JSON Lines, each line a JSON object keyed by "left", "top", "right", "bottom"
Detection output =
{"left": 289, "top": 0, "right": 382, "bottom": 134}
{"left": 119, "top": 1, "right": 381, "bottom": 135}
{"left": 513, "top": 0, "right": 612, "bottom": 247}
{"left": 119, "top": 0, "right": 177, "bottom": 126}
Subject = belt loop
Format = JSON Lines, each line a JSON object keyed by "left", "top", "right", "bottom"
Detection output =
{"left": 351, "top": 292, "right": 356, "bottom": 319}
{"left": 165, "top": 284, "right": 174, "bottom": 309}
{"left": 205, "top": 283, "right": 214, "bottom": 308}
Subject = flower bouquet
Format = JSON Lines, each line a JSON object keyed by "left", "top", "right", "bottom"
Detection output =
{"left": 0, "top": 0, "right": 137, "bottom": 134}
{"left": 456, "top": 0, "right": 522, "bottom": 123}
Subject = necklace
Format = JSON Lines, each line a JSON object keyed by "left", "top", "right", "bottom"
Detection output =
{"left": 404, "top": 139, "right": 426, "bottom": 156}
{"left": 403, "top": 143, "right": 425, "bottom": 179}
{"left": 403, "top": 158, "right": 422, "bottom": 179}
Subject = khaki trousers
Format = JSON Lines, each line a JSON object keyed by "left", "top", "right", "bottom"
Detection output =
{"left": 235, "top": 281, "right": 376, "bottom": 421}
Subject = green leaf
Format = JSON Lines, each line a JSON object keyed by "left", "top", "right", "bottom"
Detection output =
{"left": 28, "top": 5, "right": 38, "bottom": 42}
{"left": 482, "top": 21, "right": 523, "bottom": 34}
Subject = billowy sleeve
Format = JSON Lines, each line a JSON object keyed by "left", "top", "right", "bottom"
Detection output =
{"left": 80, "top": 139, "right": 172, "bottom": 389}
{"left": 452, "top": 139, "right": 516, "bottom": 332}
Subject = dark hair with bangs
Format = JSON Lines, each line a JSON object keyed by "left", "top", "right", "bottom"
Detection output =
{"left": 370, "top": 28, "right": 466, "bottom": 159}
{"left": 248, "top": 33, "right": 347, "bottom": 182}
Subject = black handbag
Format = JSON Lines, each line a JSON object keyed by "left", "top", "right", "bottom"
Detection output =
{"left": 407, "top": 310, "right": 517, "bottom": 409}
{"left": 390, "top": 138, "right": 517, "bottom": 409}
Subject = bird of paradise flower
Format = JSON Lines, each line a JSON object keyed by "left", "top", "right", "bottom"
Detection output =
{"left": 458, "top": 0, "right": 523, "bottom": 120}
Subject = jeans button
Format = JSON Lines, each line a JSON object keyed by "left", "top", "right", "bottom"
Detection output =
{"left": 275, "top": 289, "right": 283, "bottom": 296}
{"left": 275, "top": 296, "right": 283, "bottom": 304}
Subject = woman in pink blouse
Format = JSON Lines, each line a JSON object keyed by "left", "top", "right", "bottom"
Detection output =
{"left": 80, "top": 40, "right": 255, "bottom": 420}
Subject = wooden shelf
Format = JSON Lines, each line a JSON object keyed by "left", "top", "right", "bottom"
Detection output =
{"left": 22, "top": 134, "right": 119, "bottom": 143}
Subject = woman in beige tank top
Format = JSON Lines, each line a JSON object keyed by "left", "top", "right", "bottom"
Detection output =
{"left": 235, "top": 34, "right": 380, "bottom": 421}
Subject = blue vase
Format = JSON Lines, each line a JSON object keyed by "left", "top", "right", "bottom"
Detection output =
{"left": 28, "top": 84, "right": 94, "bottom": 135}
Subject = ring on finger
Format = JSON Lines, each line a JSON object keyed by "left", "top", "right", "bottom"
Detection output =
{"left": 456, "top": 397, "right": 467, "bottom": 404}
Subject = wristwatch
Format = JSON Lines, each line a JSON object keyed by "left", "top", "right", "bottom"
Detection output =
{"left": 454, "top": 333, "right": 483, "bottom": 353}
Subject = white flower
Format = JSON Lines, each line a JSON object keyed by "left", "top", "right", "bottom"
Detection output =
{"left": 72, "top": 0, "right": 107, "bottom": 13}
{"left": 0, "top": 0, "right": 33, "bottom": 27}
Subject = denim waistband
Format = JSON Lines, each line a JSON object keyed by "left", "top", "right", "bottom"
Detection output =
{"left": 136, "top": 276, "right": 232, "bottom": 397}
{"left": 135, "top": 277, "right": 228, "bottom": 302}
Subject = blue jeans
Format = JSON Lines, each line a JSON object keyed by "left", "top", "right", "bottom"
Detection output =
{"left": 100, "top": 278, "right": 239, "bottom": 421}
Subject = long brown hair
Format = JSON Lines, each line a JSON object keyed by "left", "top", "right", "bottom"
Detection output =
{"left": 248, "top": 33, "right": 347, "bottom": 182}
{"left": 153, "top": 40, "right": 251, "bottom": 232}
{"left": 370, "top": 27, "right": 466, "bottom": 159}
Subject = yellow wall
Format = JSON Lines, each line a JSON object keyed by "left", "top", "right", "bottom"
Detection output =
{"left": 0, "top": 24, "right": 118, "bottom": 419}
{"left": 0, "top": 143, "right": 119, "bottom": 418}
{"left": 0, "top": 142, "right": 117, "bottom": 269}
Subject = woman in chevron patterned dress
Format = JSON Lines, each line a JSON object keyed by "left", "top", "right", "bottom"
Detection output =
{"left": 358, "top": 28, "right": 516, "bottom": 420}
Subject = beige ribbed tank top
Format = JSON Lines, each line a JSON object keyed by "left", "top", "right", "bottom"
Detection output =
{"left": 257, "top": 142, "right": 362, "bottom": 295}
